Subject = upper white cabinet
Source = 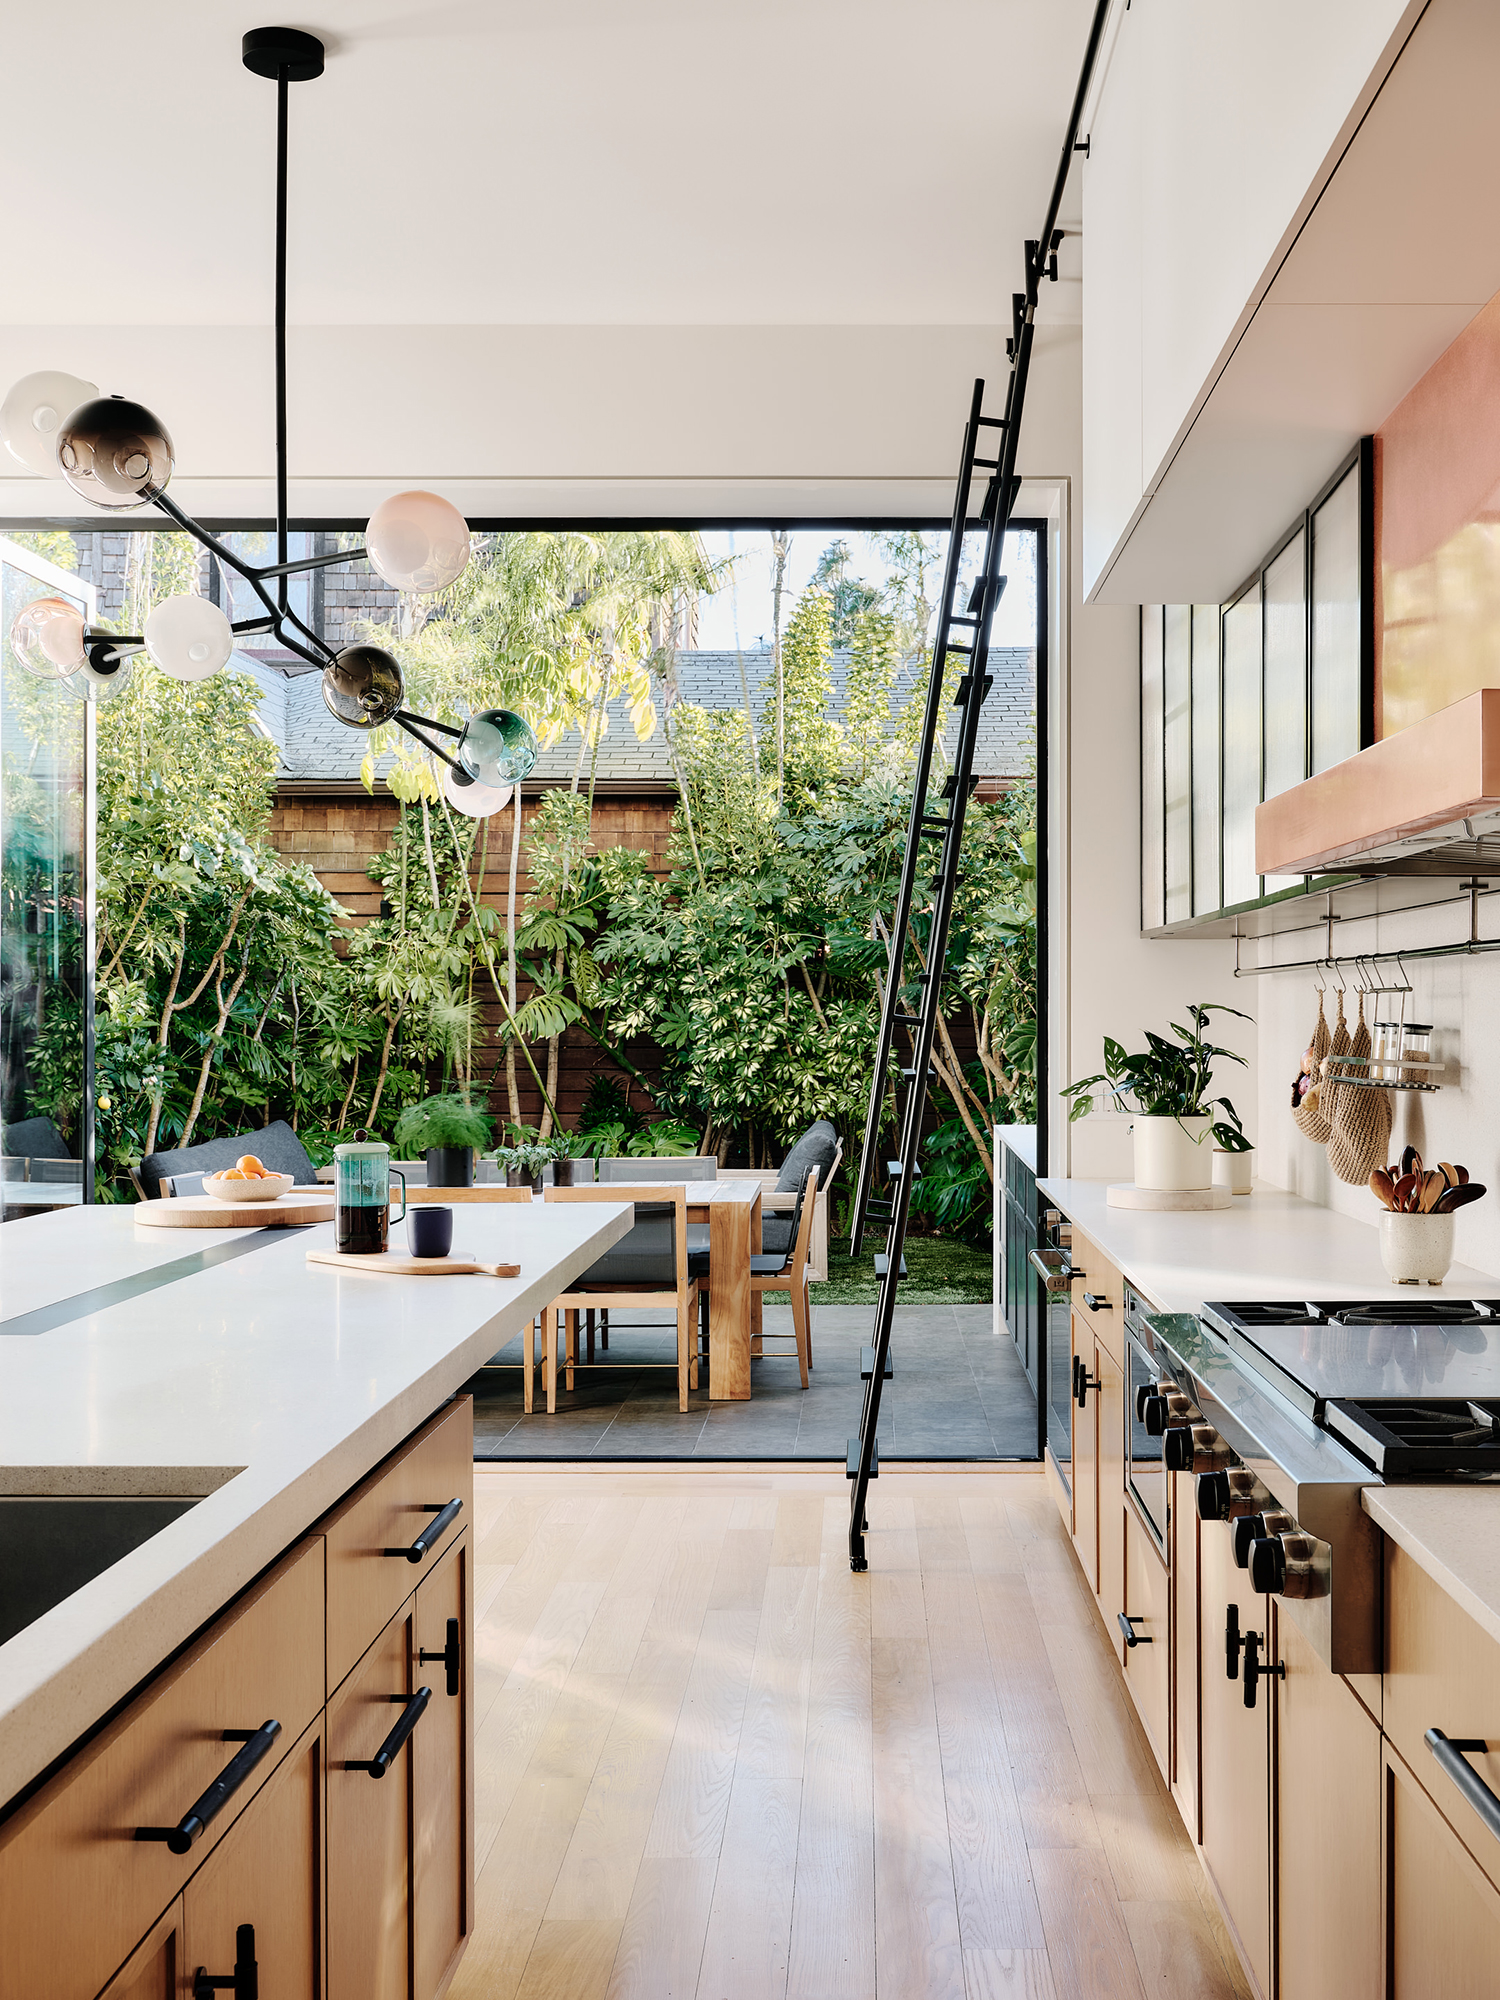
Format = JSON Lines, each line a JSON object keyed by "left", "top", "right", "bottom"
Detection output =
{"left": 1081, "top": 0, "right": 1427, "bottom": 604}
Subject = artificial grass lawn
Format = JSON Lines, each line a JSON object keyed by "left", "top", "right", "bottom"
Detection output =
{"left": 763, "top": 1232, "right": 993, "bottom": 1305}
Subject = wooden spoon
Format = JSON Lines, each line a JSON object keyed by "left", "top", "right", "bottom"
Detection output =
{"left": 1435, "top": 1182, "right": 1486, "bottom": 1215}
{"left": 1392, "top": 1173, "right": 1417, "bottom": 1212}
{"left": 1369, "top": 1168, "right": 1396, "bottom": 1210}
{"left": 1420, "top": 1170, "right": 1446, "bottom": 1213}
{"left": 1402, "top": 1145, "right": 1422, "bottom": 1181}
{"left": 1439, "top": 1162, "right": 1460, "bottom": 1191}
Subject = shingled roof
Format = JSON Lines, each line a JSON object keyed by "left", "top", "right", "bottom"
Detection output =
{"left": 251, "top": 647, "right": 1035, "bottom": 790}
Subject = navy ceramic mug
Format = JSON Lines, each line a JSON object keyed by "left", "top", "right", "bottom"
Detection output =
{"left": 408, "top": 1205, "right": 453, "bottom": 1259}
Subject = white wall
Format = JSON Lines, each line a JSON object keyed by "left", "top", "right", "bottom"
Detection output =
{"left": 1081, "top": 0, "right": 1420, "bottom": 598}
{"left": 1255, "top": 901, "right": 1500, "bottom": 1280}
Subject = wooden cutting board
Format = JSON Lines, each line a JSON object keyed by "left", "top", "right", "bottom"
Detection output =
{"left": 136, "top": 1190, "right": 336, "bottom": 1228}
{"left": 304, "top": 1246, "right": 521, "bottom": 1278}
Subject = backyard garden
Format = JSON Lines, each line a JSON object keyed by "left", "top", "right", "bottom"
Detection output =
{"left": 11, "top": 526, "right": 1036, "bottom": 1283}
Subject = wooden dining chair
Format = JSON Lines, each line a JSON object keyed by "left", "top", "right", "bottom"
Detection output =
{"left": 401, "top": 1185, "right": 542, "bottom": 1407}
{"left": 747, "top": 1166, "right": 819, "bottom": 1387}
{"left": 540, "top": 1185, "right": 704, "bottom": 1414}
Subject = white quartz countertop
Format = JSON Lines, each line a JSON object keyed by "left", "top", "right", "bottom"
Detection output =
{"left": 1362, "top": 1486, "right": 1500, "bottom": 1649}
{"left": 1036, "top": 1177, "right": 1500, "bottom": 1314}
{"left": 0, "top": 1197, "right": 631, "bottom": 1805}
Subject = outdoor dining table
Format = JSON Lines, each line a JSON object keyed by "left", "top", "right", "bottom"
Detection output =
{"left": 676, "top": 1180, "right": 763, "bottom": 1399}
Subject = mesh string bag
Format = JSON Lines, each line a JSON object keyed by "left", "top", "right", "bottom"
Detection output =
{"left": 1292, "top": 991, "right": 1334, "bottom": 1144}
{"left": 1327, "top": 992, "right": 1393, "bottom": 1186}
{"left": 1315, "top": 993, "right": 1351, "bottom": 1145}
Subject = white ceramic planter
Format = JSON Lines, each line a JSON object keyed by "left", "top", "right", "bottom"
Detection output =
{"left": 1213, "top": 1146, "right": 1254, "bottom": 1194}
{"left": 1133, "top": 1115, "right": 1213, "bottom": 1191}
{"left": 1379, "top": 1211, "right": 1455, "bottom": 1286}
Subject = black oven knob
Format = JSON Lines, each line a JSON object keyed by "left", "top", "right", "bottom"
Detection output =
{"left": 1142, "top": 1395, "right": 1169, "bottom": 1436}
{"left": 1249, "top": 1535, "right": 1287, "bottom": 1596}
{"left": 1163, "top": 1426, "right": 1195, "bottom": 1472}
{"left": 1135, "top": 1383, "right": 1153, "bottom": 1422}
{"left": 1232, "top": 1514, "right": 1266, "bottom": 1569}
{"left": 1197, "top": 1471, "right": 1231, "bottom": 1521}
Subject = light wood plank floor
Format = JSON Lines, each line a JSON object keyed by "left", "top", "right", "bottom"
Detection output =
{"left": 452, "top": 1466, "right": 1253, "bottom": 2000}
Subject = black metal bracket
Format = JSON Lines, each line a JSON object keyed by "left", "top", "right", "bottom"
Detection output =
{"left": 418, "top": 1617, "right": 462, "bottom": 1699}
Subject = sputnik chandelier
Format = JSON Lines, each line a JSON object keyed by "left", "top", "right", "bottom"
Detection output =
{"left": 0, "top": 26, "right": 534, "bottom": 819}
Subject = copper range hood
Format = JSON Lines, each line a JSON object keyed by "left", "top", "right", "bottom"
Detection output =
{"left": 1255, "top": 689, "right": 1500, "bottom": 877}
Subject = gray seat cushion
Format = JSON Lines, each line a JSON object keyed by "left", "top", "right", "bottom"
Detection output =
{"left": 759, "top": 1215, "right": 795, "bottom": 1257}
{"left": 573, "top": 1215, "right": 710, "bottom": 1287}
{"left": 775, "top": 1120, "right": 838, "bottom": 1197}
{"left": 597, "top": 1156, "right": 717, "bottom": 1182}
{"left": 2, "top": 1115, "right": 71, "bottom": 1161}
{"left": 140, "top": 1119, "right": 315, "bottom": 1200}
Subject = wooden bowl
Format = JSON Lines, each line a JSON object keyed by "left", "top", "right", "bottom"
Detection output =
{"left": 202, "top": 1171, "right": 295, "bottom": 1203}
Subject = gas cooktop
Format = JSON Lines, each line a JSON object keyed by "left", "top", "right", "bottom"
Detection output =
{"left": 1200, "top": 1299, "right": 1500, "bottom": 1477}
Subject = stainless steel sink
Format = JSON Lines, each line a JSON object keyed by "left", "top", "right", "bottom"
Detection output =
{"left": 0, "top": 1497, "right": 201, "bottom": 1647}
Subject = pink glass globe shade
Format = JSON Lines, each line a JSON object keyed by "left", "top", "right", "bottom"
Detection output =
{"left": 443, "top": 763, "right": 512, "bottom": 818}
{"left": 365, "top": 491, "right": 470, "bottom": 594}
{"left": 57, "top": 395, "right": 173, "bottom": 509}
{"left": 0, "top": 371, "right": 97, "bottom": 477}
{"left": 10, "top": 596, "right": 87, "bottom": 678}
{"left": 145, "top": 594, "right": 234, "bottom": 681}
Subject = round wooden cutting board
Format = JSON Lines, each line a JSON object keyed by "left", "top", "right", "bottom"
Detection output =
{"left": 134, "top": 1190, "right": 336, "bottom": 1228}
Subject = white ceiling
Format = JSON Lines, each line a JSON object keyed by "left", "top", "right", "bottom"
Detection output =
{"left": 4, "top": 1, "right": 1092, "bottom": 329}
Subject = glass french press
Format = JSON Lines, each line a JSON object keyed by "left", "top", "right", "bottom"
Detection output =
{"left": 332, "top": 1131, "right": 407, "bottom": 1254}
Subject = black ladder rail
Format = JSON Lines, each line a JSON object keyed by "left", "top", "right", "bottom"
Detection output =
{"left": 848, "top": 0, "right": 1111, "bottom": 1573}
{"left": 848, "top": 377, "right": 986, "bottom": 1257}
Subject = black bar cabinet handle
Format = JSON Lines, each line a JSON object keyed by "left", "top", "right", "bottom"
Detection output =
{"left": 1225, "top": 1604, "right": 1242, "bottom": 1681}
{"left": 419, "top": 1616, "right": 462, "bottom": 1698}
{"left": 386, "top": 1497, "right": 462, "bottom": 1563}
{"left": 136, "top": 1721, "right": 281, "bottom": 1854}
{"left": 1426, "top": 1730, "right": 1500, "bottom": 1843}
{"left": 193, "top": 1923, "right": 258, "bottom": 1999}
{"left": 1118, "top": 1612, "right": 1152, "bottom": 1648}
{"left": 1241, "top": 1630, "right": 1285, "bottom": 1709}
{"left": 1074, "top": 1362, "right": 1101, "bottom": 1409}
{"left": 346, "top": 1685, "right": 432, "bottom": 1777}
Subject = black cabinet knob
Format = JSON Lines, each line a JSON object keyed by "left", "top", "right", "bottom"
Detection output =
{"left": 1164, "top": 1426, "right": 1195, "bottom": 1472}
{"left": 1197, "top": 1471, "right": 1231, "bottom": 1521}
{"left": 1232, "top": 1514, "right": 1266, "bottom": 1569}
{"left": 1249, "top": 1535, "right": 1287, "bottom": 1596}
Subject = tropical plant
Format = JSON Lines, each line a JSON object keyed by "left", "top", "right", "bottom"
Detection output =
{"left": 1061, "top": 1002, "right": 1253, "bottom": 1150}
{"left": 392, "top": 1093, "right": 492, "bottom": 1155}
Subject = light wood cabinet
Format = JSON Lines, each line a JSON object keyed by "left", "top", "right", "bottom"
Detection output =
{"left": 413, "top": 1529, "right": 473, "bottom": 2000}
{"left": 183, "top": 1716, "right": 325, "bottom": 2000}
{"left": 1198, "top": 1516, "right": 1272, "bottom": 2000}
{"left": 1122, "top": 1501, "right": 1169, "bottom": 1775}
{"left": 1096, "top": 1341, "right": 1126, "bottom": 1637}
{"left": 97, "top": 1902, "right": 182, "bottom": 2000}
{"left": 1070, "top": 1307, "right": 1098, "bottom": 1593}
{"left": 328, "top": 1600, "right": 418, "bottom": 2000}
{"left": 1170, "top": 1471, "right": 1200, "bottom": 1842}
{"left": 1275, "top": 1614, "right": 1380, "bottom": 2000}
{"left": 1383, "top": 1737, "right": 1500, "bottom": 1996}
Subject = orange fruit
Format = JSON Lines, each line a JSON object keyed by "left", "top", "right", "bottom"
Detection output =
{"left": 220, "top": 1168, "right": 247, "bottom": 1181}
{"left": 237, "top": 1154, "right": 266, "bottom": 1175}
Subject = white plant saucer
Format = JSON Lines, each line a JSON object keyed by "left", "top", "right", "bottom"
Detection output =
{"left": 1106, "top": 1183, "right": 1233, "bottom": 1211}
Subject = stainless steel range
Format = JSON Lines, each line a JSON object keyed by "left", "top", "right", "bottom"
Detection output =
{"left": 1145, "top": 1297, "right": 1500, "bottom": 1675}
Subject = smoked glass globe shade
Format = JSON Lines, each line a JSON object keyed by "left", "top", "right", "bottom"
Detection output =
{"left": 443, "top": 762, "right": 513, "bottom": 818}
{"left": 57, "top": 395, "right": 174, "bottom": 509}
{"left": 321, "top": 644, "right": 405, "bottom": 729}
{"left": 10, "top": 596, "right": 87, "bottom": 678}
{"left": 145, "top": 594, "right": 234, "bottom": 681}
{"left": 456, "top": 708, "right": 538, "bottom": 787}
{"left": 0, "top": 371, "right": 97, "bottom": 477}
{"left": 365, "top": 491, "right": 470, "bottom": 594}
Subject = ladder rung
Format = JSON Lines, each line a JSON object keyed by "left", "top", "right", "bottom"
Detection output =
{"left": 972, "top": 456, "right": 1001, "bottom": 470}
{"left": 861, "top": 1345, "right": 894, "bottom": 1381}
{"left": 885, "top": 1160, "right": 922, "bottom": 1179}
{"left": 941, "top": 774, "right": 980, "bottom": 800}
{"left": 865, "top": 1201, "right": 894, "bottom": 1222}
{"left": 949, "top": 611, "right": 978, "bottom": 625}
{"left": 899, "top": 1066, "right": 928, "bottom": 1081}
{"left": 977, "top": 415, "right": 1007, "bottom": 428}
{"left": 893, "top": 1012, "right": 922, "bottom": 1026}
{"left": 873, "top": 1253, "right": 909, "bottom": 1280}
{"left": 847, "top": 1436, "right": 878, "bottom": 1479}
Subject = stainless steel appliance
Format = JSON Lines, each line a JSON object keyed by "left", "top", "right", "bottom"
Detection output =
{"left": 1148, "top": 1296, "right": 1500, "bottom": 1675}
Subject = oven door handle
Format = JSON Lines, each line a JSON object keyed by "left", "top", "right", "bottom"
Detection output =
{"left": 1426, "top": 1730, "right": 1500, "bottom": 1843}
{"left": 1028, "top": 1249, "right": 1084, "bottom": 1294}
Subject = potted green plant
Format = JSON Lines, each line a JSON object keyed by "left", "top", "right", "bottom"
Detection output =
{"left": 548, "top": 1130, "right": 586, "bottom": 1187}
{"left": 1062, "top": 1003, "right": 1252, "bottom": 1191}
{"left": 393, "top": 1095, "right": 493, "bottom": 1189}
{"left": 492, "top": 1141, "right": 551, "bottom": 1192}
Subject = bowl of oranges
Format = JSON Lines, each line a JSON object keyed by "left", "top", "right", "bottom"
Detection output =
{"left": 202, "top": 1155, "right": 295, "bottom": 1203}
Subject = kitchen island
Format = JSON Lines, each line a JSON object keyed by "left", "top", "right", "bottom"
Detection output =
{"left": 0, "top": 1195, "right": 631, "bottom": 2000}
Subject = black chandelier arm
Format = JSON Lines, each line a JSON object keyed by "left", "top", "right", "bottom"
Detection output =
{"left": 274, "top": 595, "right": 337, "bottom": 667}
{"left": 275, "top": 67, "right": 289, "bottom": 609}
{"left": 254, "top": 543, "right": 368, "bottom": 580}
{"left": 231, "top": 616, "right": 276, "bottom": 637}
{"left": 146, "top": 487, "right": 334, "bottom": 671}
{"left": 86, "top": 631, "right": 146, "bottom": 663}
{"left": 394, "top": 713, "right": 461, "bottom": 770}
{"left": 396, "top": 710, "right": 464, "bottom": 741}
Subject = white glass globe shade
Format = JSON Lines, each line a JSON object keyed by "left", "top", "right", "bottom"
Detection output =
{"left": 145, "top": 593, "right": 234, "bottom": 681}
{"left": 365, "top": 491, "right": 470, "bottom": 594}
{"left": 67, "top": 650, "right": 134, "bottom": 703}
{"left": 10, "top": 596, "right": 87, "bottom": 678}
{"left": 0, "top": 371, "right": 97, "bottom": 476}
{"left": 443, "top": 763, "right": 513, "bottom": 818}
